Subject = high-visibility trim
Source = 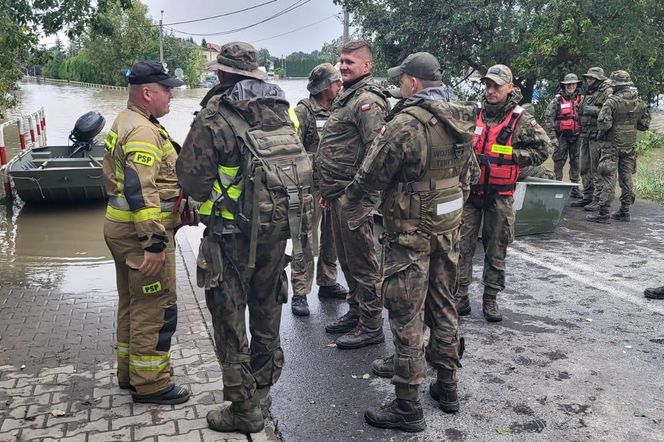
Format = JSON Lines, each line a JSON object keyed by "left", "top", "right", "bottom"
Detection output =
{"left": 105, "top": 205, "right": 179, "bottom": 223}
{"left": 288, "top": 107, "right": 300, "bottom": 134}
{"left": 129, "top": 353, "right": 170, "bottom": 371}
{"left": 491, "top": 144, "right": 513, "bottom": 155}
{"left": 108, "top": 195, "right": 176, "bottom": 212}
{"left": 125, "top": 146, "right": 163, "bottom": 161}
{"left": 199, "top": 165, "right": 244, "bottom": 219}
{"left": 104, "top": 130, "right": 118, "bottom": 155}
{"left": 116, "top": 342, "right": 129, "bottom": 358}
{"left": 162, "top": 145, "right": 175, "bottom": 156}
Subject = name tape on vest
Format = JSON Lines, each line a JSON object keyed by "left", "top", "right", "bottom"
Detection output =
{"left": 436, "top": 197, "right": 464, "bottom": 216}
{"left": 491, "top": 144, "right": 513, "bottom": 155}
{"left": 316, "top": 119, "right": 326, "bottom": 129}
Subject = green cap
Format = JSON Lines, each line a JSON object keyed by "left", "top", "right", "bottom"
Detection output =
{"left": 560, "top": 73, "right": 581, "bottom": 84}
{"left": 205, "top": 41, "right": 267, "bottom": 80}
{"left": 582, "top": 67, "right": 606, "bottom": 81}
{"left": 609, "top": 70, "right": 633, "bottom": 87}
{"left": 307, "top": 63, "right": 341, "bottom": 95}
{"left": 481, "top": 64, "right": 513, "bottom": 86}
{"left": 387, "top": 52, "right": 442, "bottom": 81}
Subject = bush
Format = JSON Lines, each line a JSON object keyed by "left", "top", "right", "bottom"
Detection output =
{"left": 635, "top": 130, "right": 664, "bottom": 156}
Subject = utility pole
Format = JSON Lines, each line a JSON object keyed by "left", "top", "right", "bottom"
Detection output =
{"left": 343, "top": 8, "right": 349, "bottom": 43}
{"left": 159, "top": 10, "right": 164, "bottom": 66}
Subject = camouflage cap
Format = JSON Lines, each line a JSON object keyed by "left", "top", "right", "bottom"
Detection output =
{"left": 609, "top": 70, "right": 633, "bottom": 86}
{"left": 387, "top": 52, "right": 442, "bottom": 81}
{"left": 560, "top": 73, "right": 581, "bottom": 84}
{"left": 205, "top": 41, "right": 267, "bottom": 80}
{"left": 307, "top": 63, "right": 341, "bottom": 95}
{"left": 582, "top": 67, "right": 606, "bottom": 81}
{"left": 481, "top": 64, "right": 513, "bottom": 86}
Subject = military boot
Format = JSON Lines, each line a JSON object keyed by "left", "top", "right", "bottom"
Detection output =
{"left": 364, "top": 399, "right": 426, "bottom": 433}
{"left": 482, "top": 293, "right": 502, "bottom": 322}
{"left": 644, "top": 286, "right": 664, "bottom": 299}
{"left": 586, "top": 208, "right": 610, "bottom": 224}
{"left": 570, "top": 187, "right": 583, "bottom": 199}
{"left": 610, "top": 210, "right": 630, "bottom": 222}
{"left": 583, "top": 201, "right": 600, "bottom": 212}
{"left": 325, "top": 309, "right": 359, "bottom": 334}
{"left": 570, "top": 198, "right": 592, "bottom": 207}
{"left": 336, "top": 324, "right": 384, "bottom": 349}
{"left": 255, "top": 387, "right": 272, "bottom": 418}
{"left": 371, "top": 354, "right": 394, "bottom": 378}
{"left": 291, "top": 296, "right": 310, "bottom": 316}
{"left": 132, "top": 384, "right": 190, "bottom": 405}
{"left": 454, "top": 296, "right": 471, "bottom": 316}
{"left": 318, "top": 283, "right": 348, "bottom": 299}
{"left": 429, "top": 368, "right": 459, "bottom": 413}
{"left": 207, "top": 398, "right": 264, "bottom": 434}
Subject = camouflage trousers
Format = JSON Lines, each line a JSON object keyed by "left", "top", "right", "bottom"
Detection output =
{"left": 290, "top": 192, "right": 339, "bottom": 297}
{"left": 553, "top": 135, "right": 580, "bottom": 183}
{"left": 458, "top": 194, "right": 515, "bottom": 297}
{"left": 330, "top": 196, "right": 382, "bottom": 328}
{"left": 579, "top": 135, "right": 606, "bottom": 201}
{"left": 597, "top": 145, "right": 637, "bottom": 212}
{"left": 382, "top": 230, "right": 462, "bottom": 401}
{"left": 205, "top": 235, "right": 288, "bottom": 402}
{"left": 518, "top": 164, "right": 555, "bottom": 180}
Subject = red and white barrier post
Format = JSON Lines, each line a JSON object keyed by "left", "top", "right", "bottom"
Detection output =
{"left": 18, "top": 118, "right": 27, "bottom": 150}
{"left": 0, "top": 124, "right": 12, "bottom": 198}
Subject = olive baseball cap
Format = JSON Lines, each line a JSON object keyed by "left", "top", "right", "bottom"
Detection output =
{"left": 609, "top": 70, "right": 633, "bottom": 86}
{"left": 560, "top": 73, "right": 581, "bottom": 84}
{"left": 307, "top": 63, "right": 341, "bottom": 95}
{"left": 205, "top": 41, "right": 267, "bottom": 80}
{"left": 387, "top": 52, "right": 442, "bottom": 81}
{"left": 127, "top": 61, "right": 184, "bottom": 87}
{"left": 481, "top": 64, "right": 513, "bottom": 86}
{"left": 583, "top": 67, "right": 606, "bottom": 81}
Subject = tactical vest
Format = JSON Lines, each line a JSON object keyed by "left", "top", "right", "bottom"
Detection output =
{"left": 472, "top": 105, "right": 524, "bottom": 197}
{"left": 555, "top": 95, "right": 581, "bottom": 136}
{"left": 299, "top": 99, "right": 329, "bottom": 135}
{"left": 381, "top": 105, "right": 472, "bottom": 235}
{"left": 579, "top": 82, "right": 610, "bottom": 131}
{"left": 609, "top": 94, "right": 640, "bottom": 150}
{"left": 199, "top": 97, "right": 313, "bottom": 267}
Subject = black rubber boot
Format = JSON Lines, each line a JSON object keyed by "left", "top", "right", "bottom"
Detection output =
{"left": 207, "top": 398, "right": 264, "bottom": 434}
{"left": 325, "top": 309, "right": 359, "bottom": 334}
{"left": 371, "top": 354, "right": 394, "bottom": 378}
{"left": 571, "top": 198, "right": 592, "bottom": 207}
{"left": 454, "top": 296, "right": 471, "bottom": 316}
{"left": 429, "top": 368, "right": 459, "bottom": 413}
{"left": 482, "top": 293, "right": 502, "bottom": 322}
{"left": 318, "top": 283, "right": 348, "bottom": 299}
{"left": 583, "top": 201, "right": 600, "bottom": 212}
{"left": 291, "top": 296, "right": 310, "bottom": 316}
{"left": 644, "top": 286, "right": 664, "bottom": 299}
{"left": 336, "top": 324, "right": 384, "bottom": 349}
{"left": 364, "top": 399, "right": 426, "bottom": 433}
{"left": 132, "top": 384, "right": 190, "bottom": 405}
{"left": 610, "top": 210, "right": 630, "bottom": 222}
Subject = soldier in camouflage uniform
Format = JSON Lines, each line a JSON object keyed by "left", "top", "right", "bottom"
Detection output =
{"left": 455, "top": 65, "right": 550, "bottom": 322}
{"left": 290, "top": 63, "right": 346, "bottom": 316}
{"left": 348, "top": 52, "right": 476, "bottom": 432}
{"left": 572, "top": 67, "right": 613, "bottom": 210}
{"left": 587, "top": 70, "right": 650, "bottom": 223}
{"left": 317, "top": 40, "right": 390, "bottom": 349}
{"left": 176, "top": 42, "right": 297, "bottom": 434}
{"left": 519, "top": 103, "right": 555, "bottom": 180}
{"left": 102, "top": 61, "right": 190, "bottom": 405}
{"left": 545, "top": 73, "right": 583, "bottom": 197}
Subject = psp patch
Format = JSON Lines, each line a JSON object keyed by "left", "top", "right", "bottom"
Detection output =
{"left": 133, "top": 152, "right": 155, "bottom": 167}
{"left": 142, "top": 281, "right": 162, "bottom": 295}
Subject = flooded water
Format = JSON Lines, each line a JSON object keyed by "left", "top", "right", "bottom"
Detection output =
{"left": 0, "top": 80, "right": 309, "bottom": 291}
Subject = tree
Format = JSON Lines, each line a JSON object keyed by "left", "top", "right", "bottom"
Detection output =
{"left": 336, "top": 0, "right": 664, "bottom": 103}
{"left": 257, "top": 48, "right": 271, "bottom": 68}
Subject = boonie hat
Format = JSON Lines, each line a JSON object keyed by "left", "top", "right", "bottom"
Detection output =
{"left": 387, "top": 52, "right": 442, "bottom": 81}
{"left": 307, "top": 63, "right": 341, "bottom": 95}
{"left": 609, "top": 70, "right": 633, "bottom": 87}
{"left": 481, "top": 64, "right": 513, "bottom": 86}
{"left": 127, "top": 61, "right": 184, "bottom": 88}
{"left": 206, "top": 41, "right": 267, "bottom": 80}
{"left": 583, "top": 67, "right": 606, "bottom": 81}
{"left": 560, "top": 73, "right": 581, "bottom": 84}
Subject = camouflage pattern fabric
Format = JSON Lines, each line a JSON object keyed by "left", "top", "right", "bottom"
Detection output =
{"left": 544, "top": 92, "right": 582, "bottom": 182}
{"left": 294, "top": 97, "right": 329, "bottom": 154}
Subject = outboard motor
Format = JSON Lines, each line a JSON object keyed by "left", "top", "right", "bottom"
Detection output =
{"left": 69, "top": 111, "right": 105, "bottom": 157}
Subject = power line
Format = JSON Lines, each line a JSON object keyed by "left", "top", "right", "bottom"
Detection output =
{"left": 251, "top": 14, "right": 340, "bottom": 44}
{"left": 165, "top": 0, "right": 312, "bottom": 37}
{"left": 163, "top": 0, "right": 277, "bottom": 26}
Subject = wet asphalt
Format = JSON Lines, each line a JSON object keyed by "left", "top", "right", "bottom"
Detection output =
{"left": 270, "top": 201, "right": 664, "bottom": 441}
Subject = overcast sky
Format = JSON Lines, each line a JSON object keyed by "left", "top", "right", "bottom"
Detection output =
{"left": 141, "top": 0, "right": 346, "bottom": 56}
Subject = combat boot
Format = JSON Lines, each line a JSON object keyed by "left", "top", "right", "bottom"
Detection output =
{"left": 570, "top": 198, "right": 592, "bottom": 207}
{"left": 371, "top": 354, "right": 394, "bottom": 378}
{"left": 644, "top": 286, "right": 664, "bottom": 299}
{"left": 318, "top": 283, "right": 348, "bottom": 299}
{"left": 364, "top": 398, "right": 426, "bottom": 432}
{"left": 583, "top": 201, "right": 600, "bottom": 212}
{"left": 610, "top": 210, "right": 630, "bottom": 222}
{"left": 325, "top": 309, "right": 359, "bottom": 334}
{"left": 207, "top": 398, "right": 264, "bottom": 434}
{"left": 429, "top": 368, "right": 459, "bottom": 413}
{"left": 454, "top": 296, "right": 471, "bottom": 316}
{"left": 482, "top": 293, "right": 502, "bottom": 322}
{"left": 586, "top": 209, "right": 610, "bottom": 224}
{"left": 255, "top": 387, "right": 272, "bottom": 418}
{"left": 291, "top": 296, "right": 310, "bottom": 316}
{"left": 336, "top": 324, "right": 384, "bottom": 349}
{"left": 570, "top": 187, "right": 583, "bottom": 199}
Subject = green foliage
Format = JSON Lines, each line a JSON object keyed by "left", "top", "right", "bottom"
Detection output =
{"left": 635, "top": 130, "right": 664, "bottom": 156}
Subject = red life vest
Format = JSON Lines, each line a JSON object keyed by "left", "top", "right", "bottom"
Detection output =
{"left": 472, "top": 105, "right": 524, "bottom": 197}
{"left": 555, "top": 95, "right": 581, "bottom": 136}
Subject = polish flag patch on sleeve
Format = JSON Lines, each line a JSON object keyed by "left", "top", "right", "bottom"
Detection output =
{"left": 380, "top": 126, "right": 386, "bottom": 135}
{"left": 361, "top": 103, "right": 372, "bottom": 112}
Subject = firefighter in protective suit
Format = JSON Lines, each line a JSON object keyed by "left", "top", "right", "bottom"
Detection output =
{"left": 102, "top": 61, "right": 190, "bottom": 405}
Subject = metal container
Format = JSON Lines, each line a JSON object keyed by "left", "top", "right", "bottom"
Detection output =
{"left": 513, "top": 177, "right": 579, "bottom": 236}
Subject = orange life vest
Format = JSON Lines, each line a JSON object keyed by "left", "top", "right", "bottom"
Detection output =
{"left": 472, "top": 105, "right": 524, "bottom": 197}
{"left": 555, "top": 95, "right": 581, "bottom": 136}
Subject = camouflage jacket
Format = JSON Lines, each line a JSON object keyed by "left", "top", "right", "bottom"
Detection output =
{"left": 102, "top": 104, "right": 180, "bottom": 251}
{"left": 316, "top": 75, "right": 389, "bottom": 199}
{"left": 294, "top": 97, "right": 330, "bottom": 153}
{"left": 480, "top": 91, "right": 551, "bottom": 168}
{"left": 544, "top": 90, "right": 582, "bottom": 140}
{"left": 597, "top": 86, "right": 650, "bottom": 148}
{"left": 579, "top": 81, "right": 613, "bottom": 136}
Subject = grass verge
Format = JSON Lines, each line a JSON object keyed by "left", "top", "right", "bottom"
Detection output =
{"left": 635, "top": 131, "right": 664, "bottom": 203}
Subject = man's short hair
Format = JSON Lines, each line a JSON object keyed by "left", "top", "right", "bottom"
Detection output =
{"left": 340, "top": 40, "right": 372, "bottom": 58}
